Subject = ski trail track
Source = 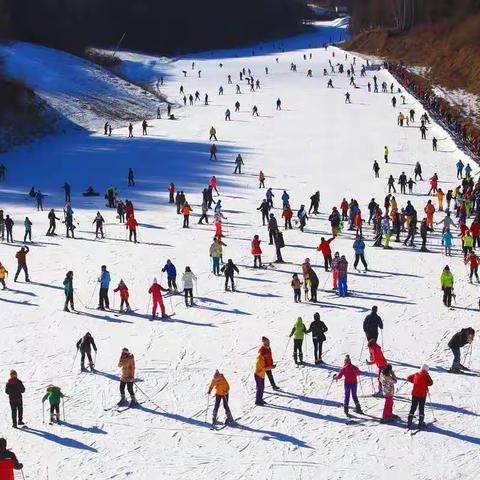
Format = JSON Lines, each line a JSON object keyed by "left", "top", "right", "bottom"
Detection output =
{"left": 1, "top": 18, "right": 480, "bottom": 480}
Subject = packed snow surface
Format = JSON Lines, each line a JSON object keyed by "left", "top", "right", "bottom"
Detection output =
{"left": 0, "top": 19, "right": 479, "bottom": 480}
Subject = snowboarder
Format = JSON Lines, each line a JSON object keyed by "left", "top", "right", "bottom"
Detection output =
{"left": 148, "top": 278, "right": 169, "bottom": 319}
{"left": 289, "top": 317, "right": 307, "bottom": 365}
{"left": 207, "top": 370, "right": 233, "bottom": 424}
{"left": 114, "top": 280, "right": 131, "bottom": 312}
{"left": 307, "top": 312, "right": 327, "bottom": 364}
{"left": 14, "top": 247, "right": 29, "bottom": 283}
{"left": 407, "top": 364, "right": 433, "bottom": 430}
{"left": 182, "top": 266, "right": 197, "bottom": 307}
{"left": 76, "top": 332, "right": 97, "bottom": 372}
{"left": 363, "top": 306, "right": 383, "bottom": 341}
{"left": 5, "top": 370, "right": 25, "bottom": 428}
{"left": 221, "top": 259, "right": 239, "bottom": 291}
{"left": 97, "top": 265, "right": 111, "bottom": 310}
{"left": 117, "top": 348, "right": 138, "bottom": 407}
{"left": 448, "top": 327, "right": 474, "bottom": 373}
{"left": 42, "top": 385, "right": 64, "bottom": 424}
{"left": 334, "top": 354, "right": 364, "bottom": 417}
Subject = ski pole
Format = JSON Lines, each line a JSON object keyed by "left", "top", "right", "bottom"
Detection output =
{"left": 358, "top": 337, "right": 365, "bottom": 362}
{"left": 204, "top": 395, "right": 210, "bottom": 424}
{"left": 282, "top": 337, "right": 291, "bottom": 360}
{"left": 381, "top": 329, "right": 384, "bottom": 351}
{"left": 367, "top": 363, "right": 375, "bottom": 394}
{"left": 70, "top": 348, "right": 79, "bottom": 372}
{"left": 42, "top": 402, "right": 44, "bottom": 424}
{"left": 73, "top": 291, "right": 86, "bottom": 309}
{"left": 21, "top": 469, "right": 25, "bottom": 480}
{"left": 318, "top": 378, "right": 334, "bottom": 414}
{"left": 134, "top": 382, "right": 167, "bottom": 412}
{"left": 427, "top": 391, "right": 437, "bottom": 422}
{"left": 89, "top": 282, "right": 98, "bottom": 306}
{"left": 62, "top": 397, "right": 66, "bottom": 421}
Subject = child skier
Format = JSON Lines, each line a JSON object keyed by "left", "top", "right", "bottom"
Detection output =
{"left": 258, "top": 337, "right": 279, "bottom": 391}
{"left": 254, "top": 351, "right": 266, "bottom": 406}
{"left": 407, "top": 364, "right": 433, "bottom": 430}
{"left": 291, "top": 273, "right": 302, "bottom": 302}
{"left": 114, "top": 279, "right": 131, "bottom": 312}
{"left": 380, "top": 364, "right": 399, "bottom": 423}
{"left": 334, "top": 354, "right": 363, "bottom": 417}
{"left": 42, "top": 385, "right": 65, "bottom": 424}
{"left": 207, "top": 370, "right": 233, "bottom": 424}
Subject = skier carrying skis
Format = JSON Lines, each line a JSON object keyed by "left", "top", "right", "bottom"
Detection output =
{"left": 42, "top": 385, "right": 65, "bottom": 424}
{"left": 366, "top": 339, "right": 387, "bottom": 397}
{"left": 448, "top": 327, "right": 474, "bottom": 373}
{"left": 380, "top": 364, "right": 399, "bottom": 423}
{"left": 440, "top": 265, "right": 454, "bottom": 308}
{"left": 306, "top": 312, "right": 328, "bottom": 364}
{"left": 148, "top": 278, "right": 169, "bottom": 319}
{"left": 98, "top": 265, "right": 111, "bottom": 310}
{"left": 221, "top": 259, "right": 239, "bottom": 291}
{"left": 5, "top": 370, "right": 25, "bottom": 428}
{"left": 63, "top": 270, "right": 74, "bottom": 312}
{"left": 114, "top": 280, "right": 131, "bottom": 312}
{"left": 207, "top": 370, "right": 233, "bottom": 425}
{"left": 289, "top": 317, "right": 307, "bottom": 365}
{"left": 334, "top": 355, "right": 364, "bottom": 417}
{"left": 117, "top": 348, "right": 138, "bottom": 407}
{"left": 182, "top": 266, "right": 197, "bottom": 307}
{"left": 363, "top": 306, "right": 383, "bottom": 341}
{"left": 407, "top": 364, "right": 433, "bottom": 430}
{"left": 258, "top": 337, "right": 279, "bottom": 391}
{"left": 76, "top": 332, "right": 97, "bottom": 372}
{"left": 0, "top": 438, "right": 23, "bottom": 477}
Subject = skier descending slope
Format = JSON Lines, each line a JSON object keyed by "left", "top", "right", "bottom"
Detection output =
{"left": 117, "top": 348, "right": 138, "bottom": 408}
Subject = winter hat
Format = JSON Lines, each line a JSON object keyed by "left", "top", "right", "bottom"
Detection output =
{"left": 344, "top": 355, "right": 351, "bottom": 365}
{"left": 372, "top": 306, "right": 378, "bottom": 313}
{"left": 261, "top": 336, "right": 269, "bottom": 345}
{"left": 213, "top": 369, "right": 222, "bottom": 380}
{"left": 313, "top": 312, "right": 320, "bottom": 321}
{"left": 304, "top": 258, "right": 310, "bottom": 263}
{"left": 9, "top": 370, "right": 17, "bottom": 377}
{"left": 382, "top": 364, "right": 392, "bottom": 376}
{"left": 153, "top": 277, "right": 158, "bottom": 283}
{"left": 421, "top": 364, "right": 429, "bottom": 372}
{"left": 122, "top": 347, "right": 129, "bottom": 354}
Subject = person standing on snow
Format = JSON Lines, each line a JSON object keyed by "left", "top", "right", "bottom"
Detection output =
{"left": 209, "top": 237, "right": 224, "bottom": 276}
{"left": 98, "top": 265, "right": 111, "bottom": 310}
{"left": 309, "top": 191, "right": 320, "bottom": 215}
{"left": 128, "top": 168, "right": 135, "bottom": 187}
{"left": 117, "top": 348, "right": 138, "bottom": 407}
{"left": 0, "top": 438, "right": 23, "bottom": 475}
{"left": 366, "top": 338, "right": 387, "bottom": 397}
{"left": 251, "top": 235, "right": 262, "bottom": 268}
{"left": 353, "top": 236, "right": 368, "bottom": 271}
{"left": 384, "top": 146, "right": 389, "bottom": 163}
{"left": 317, "top": 237, "right": 334, "bottom": 271}
{"left": 162, "top": 259, "right": 178, "bottom": 293}
{"left": 207, "top": 370, "right": 233, "bottom": 424}
{"left": 407, "top": 364, "right": 433, "bottom": 430}
{"left": 448, "top": 327, "right": 474, "bottom": 373}
{"left": 182, "top": 266, "right": 197, "bottom": 307}
{"left": 221, "top": 259, "right": 239, "bottom": 291}
{"left": 334, "top": 355, "right": 364, "bottom": 417}
{"left": 328, "top": 207, "right": 341, "bottom": 236}
{"left": 373, "top": 160, "right": 380, "bottom": 178}
{"left": 114, "top": 280, "right": 131, "bottom": 312}
{"left": 46, "top": 209, "right": 60, "bottom": 236}
{"left": 257, "top": 199, "right": 270, "bottom": 226}
{"left": 209, "top": 126, "right": 217, "bottom": 141}
{"left": 126, "top": 215, "right": 138, "bottom": 243}
{"left": 5, "top": 370, "right": 25, "bottom": 428}
{"left": 306, "top": 312, "right": 328, "bottom": 364}
{"left": 14, "top": 246, "right": 29, "bottom": 283}
{"left": 148, "top": 278, "right": 169, "bottom": 319}
{"left": 289, "top": 317, "right": 307, "bottom": 365}
{"left": 297, "top": 205, "right": 309, "bottom": 232}
{"left": 92, "top": 211, "right": 105, "bottom": 239}
{"left": 254, "top": 351, "right": 267, "bottom": 406}
{"left": 363, "top": 306, "right": 383, "bottom": 341}
{"left": 76, "top": 332, "right": 97, "bottom": 372}
{"left": 440, "top": 265, "right": 454, "bottom": 307}
{"left": 337, "top": 255, "right": 348, "bottom": 296}
{"left": 465, "top": 251, "right": 480, "bottom": 283}
{"left": 380, "top": 364, "right": 399, "bottom": 423}
{"left": 42, "top": 385, "right": 65, "bottom": 424}
{"left": 63, "top": 270, "right": 74, "bottom": 312}
{"left": 258, "top": 337, "right": 279, "bottom": 391}
{"left": 233, "top": 154, "right": 244, "bottom": 174}
{"left": 267, "top": 214, "right": 278, "bottom": 245}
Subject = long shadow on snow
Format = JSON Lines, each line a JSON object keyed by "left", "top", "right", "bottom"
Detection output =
{"left": 3, "top": 288, "right": 37, "bottom": 296}
{"left": 0, "top": 298, "right": 39, "bottom": 307}
{"left": 94, "top": 369, "right": 144, "bottom": 383}
{"left": 131, "top": 311, "right": 217, "bottom": 326}
{"left": 28, "top": 281, "right": 64, "bottom": 290}
{"left": 21, "top": 426, "right": 98, "bottom": 452}
{"left": 393, "top": 396, "right": 479, "bottom": 417}
{"left": 78, "top": 310, "right": 133, "bottom": 324}
{"left": 61, "top": 421, "right": 108, "bottom": 434}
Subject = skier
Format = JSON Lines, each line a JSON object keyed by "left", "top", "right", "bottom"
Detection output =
{"left": 207, "top": 370, "right": 233, "bottom": 424}
{"left": 373, "top": 160, "right": 380, "bottom": 178}
{"left": 251, "top": 235, "right": 262, "bottom": 268}
{"left": 0, "top": 438, "right": 23, "bottom": 476}
{"left": 428, "top": 174, "right": 438, "bottom": 195}
{"left": 126, "top": 215, "right": 138, "bottom": 242}
{"left": 259, "top": 337, "right": 279, "bottom": 390}
{"left": 5, "top": 370, "right": 25, "bottom": 428}
{"left": 168, "top": 183, "right": 175, "bottom": 204}
{"left": 363, "top": 306, "right": 383, "bottom": 341}
{"left": 420, "top": 124, "right": 428, "bottom": 140}
{"left": 448, "top": 327, "right": 474, "bottom": 373}
{"left": 209, "top": 144, "right": 217, "bottom": 161}
{"left": 0, "top": 262, "right": 7, "bottom": 290}
{"left": 259, "top": 171, "right": 265, "bottom": 188}
{"left": 440, "top": 265, "right": 454, "bottom": 307}
{"left": 334, "top": 354, "right": 364, "bottom": 417}
{"left": 252, "top": 105, "right": 259, "bottom": 116}
{"left": 407, "top": 177, "right": 416, "bottom": 194}
{"left": 442, "top": 228, "right": 453, "bottom": 256}
{"left": 337, "top": 255, "right": 348, "bottom": 296}
{"left": 384, "top": 146, "right": 389, "bottom": 163}
{"left": 267, "top": 213, "right": 278, "bottom": 244}
{"left": 297, "top": 205, "right": 309, "bottom": 232}
{"left": 266, "top": 188, "right": 275, "bottom": 209}
{"left": 221, "top": 259, "right": 239, "bottom": 291}
{"left": 117, "top": 348, "right": 138, "bottom": 407}
{"left": 309, "top": 191, "right": 320, "bottom": 215}
{"left": 387, "top": 175, "right": 396, "bottom": 193}
{"left": 398, "top": 172, "right": 407, "bottom": 194}
{"left": 182, "top": 266, "right": 197, "bottom": 307}
{"left": 42, "top": 385, "right": 65, "bottom": 424}
{"left": 76, "top": 332, "right": 97, "bottom": 372}
{"left": 46, "top": 209, "right": 60, "bottom": 236}
{"left": 92, "top": 211, "right": 105, "bottom": 239}
{"left": 276, "top": 98, "right": 282, "bottom": 110}
{"left": 328, "top": 207, "right": 341, "bottom": 236}
{"left": 22, "top": 217, "right": 32, "bottom": 243}
{"left": 414, "top": 161, "right": 423, "bottom": 180}
{"left": 366, "top": 339, "right": 387, "bottom": 397}
{"left": 289, "top": 317, "right": 307, "bottom": 365}
{"left": 36, "top": 190, "right": 44, "bottom": 211}
{"left": 62, "top": 270, "right": 74, "bottom": 312}
{"left": 148, "top": 278, "right": 169, "bottom": 319}
{"left": 317, "top": 237, "right": 334, "bottom": 271}
{"left": 0, "top": 163, "right": 7, "bottom": 181}
{"left": 407, "top": 364, "right": 433, "bottom": 430}
{"left": 161, "top": 259, "right": 177, "bottom": 292}
{"left": 182, "top": 202, "right": 192, "bottom": 228}
{"left": 63, "top": 182, "right": 71, "bottom": 202}
{"left": 233, "top": 154, "right": 244, "bottom": 174}
{"left": 209, "top": 237, "right": 224, "bottom": 275}
{"left": 97, "top": 265, "right": 111, "bottom": 310}
{"left": 273, "top": 230, "right": 285, "bottom": 263}
{"left": 465, "top": 251, "right": 480, "bottom": 283}
{"left": 209, "top": 126, "right": 217, "bottom": 141}
{"left": 432, "top": 137, "right": 438, "bottom": 151}
{"left": 128, "top": 168, "right": 135, "bottom": 187}
{"left": 114, "top": 280, "right": 131, "bottom": 312}
{"left": 306, "top": 312, "right": 328, "bottom": 364}
{"left": 380, "top": 364, "right": 399, "bottom": 423}
{"left": 142, "top": 120, "right": 148, "bottom": 135}
{"left": 420, "top": 218, "right": 429, "bottom": 252}
{"left": 353, "top": 235, "right": 368, "bottom": 271}
{"left": 14, "top": 246, "right": 29, "bottom": 283}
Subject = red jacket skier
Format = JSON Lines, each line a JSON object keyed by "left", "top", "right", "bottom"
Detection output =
{"left": 148, "top": 278, "right": 169, "bottom": 319}
{"left": 366, "top": 339, "right": 387, "bottom": 397}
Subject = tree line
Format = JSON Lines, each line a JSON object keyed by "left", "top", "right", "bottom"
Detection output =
{"left": 0, "top": 0, "right": 312, "bottom": 54}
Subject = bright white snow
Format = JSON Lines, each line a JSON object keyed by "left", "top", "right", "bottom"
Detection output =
{"left": 0, "top": 18, "right": 479, "bottom": 480}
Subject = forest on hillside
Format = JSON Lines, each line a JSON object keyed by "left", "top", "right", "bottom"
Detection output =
{"left": 0, "top": 0, "right": 312, "bottom": 53}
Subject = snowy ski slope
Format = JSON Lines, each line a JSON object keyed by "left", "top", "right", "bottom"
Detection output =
{"left": 0, "top": 18, "right": 479, "bottom": 480}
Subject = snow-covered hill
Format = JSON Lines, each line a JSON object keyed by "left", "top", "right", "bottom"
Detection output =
{"left": 0, "top": 19, "right": 479, "bottom": 480}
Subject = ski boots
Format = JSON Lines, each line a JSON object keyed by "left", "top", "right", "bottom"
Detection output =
{"left": 117, "top": 395, "right": 128, "bottom": 407}
{"left": 355, "top": 403, "right": 363, "bottom": 414}
{"left": 129, "top": 395, "right": 139, "bottom": 408}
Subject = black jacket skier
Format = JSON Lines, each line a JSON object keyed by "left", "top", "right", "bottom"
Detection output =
{"left": 363, "top": 306, "right": 383, "bottom": 341}
{"left": 221, "top": 259, "right": 239, "bottom": 291}
{"left": 306, "top": 312, "right": 328, "bottom": 363}
{"left": 76, "top": 332, "right": 97, "bottom": 371}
